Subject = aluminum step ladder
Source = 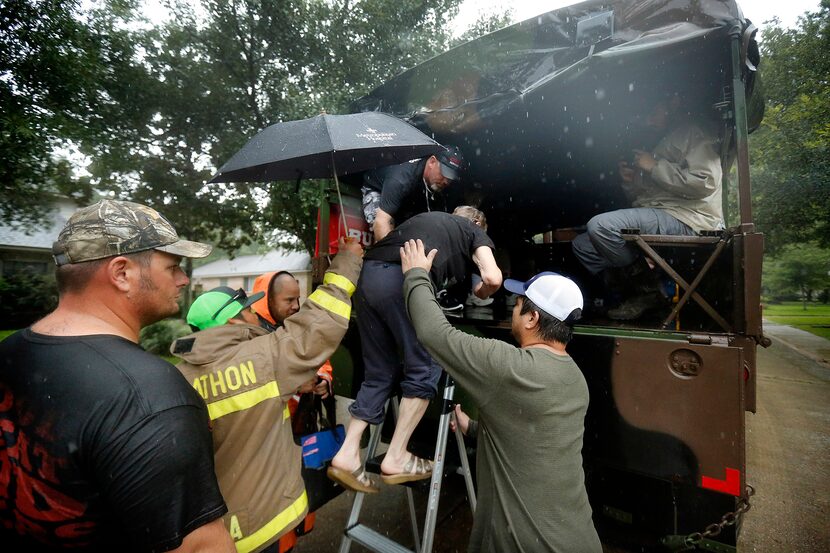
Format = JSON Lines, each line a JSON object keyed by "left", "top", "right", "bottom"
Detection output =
{"left": 338, "top": 374, "right": 476, "bottom": 553}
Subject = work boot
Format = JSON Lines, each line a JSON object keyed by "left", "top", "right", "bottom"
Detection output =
{"left": 622, "top": 257, "right": 651, "bottom": 279}
{"left": 607, "top": 292, "right": 663, "bottom": 320}
{"left": 602, "top": 267, "right": 627, "bottom": 297}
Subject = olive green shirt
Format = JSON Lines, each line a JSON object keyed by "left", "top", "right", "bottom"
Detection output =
{"left": 403, "top": 268, "right": 601, "bottom": 553}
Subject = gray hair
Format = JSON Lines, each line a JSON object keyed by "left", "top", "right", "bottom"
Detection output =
{"left": 452, "top": 205, "right": 487, "bottom": 230}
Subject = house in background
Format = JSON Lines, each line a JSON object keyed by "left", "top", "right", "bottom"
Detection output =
{"left": 192, "top": 249, "right": 312, "bottom": 298}
{"left": 0, "top": 197, "right": 79, "bottom": 277}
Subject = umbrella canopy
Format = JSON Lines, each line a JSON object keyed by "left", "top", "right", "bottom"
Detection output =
{"left": 210, "top": 112, "right": 445, "bottom": 183}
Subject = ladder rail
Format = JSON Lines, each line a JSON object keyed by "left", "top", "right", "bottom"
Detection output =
{"left": 406, "top": 487, "right": 421, "bottom": 553}
{"left": 452, "top": 411, "right": 476, "bottom": 514}
{"left": 339, "top": 375, "right": 476, "bottom": 553}
{"left": 338, "top": 417, "right": 385, "bottom": 553}
{"left": 419, "top": 379, "right": 455, "bottom": 553}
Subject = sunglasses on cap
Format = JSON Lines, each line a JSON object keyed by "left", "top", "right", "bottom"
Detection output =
{"left": 211, "top": 288, "right": 248, "bottom": 320}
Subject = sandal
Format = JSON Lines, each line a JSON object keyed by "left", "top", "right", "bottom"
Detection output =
{"left": 327, "top": 465, "right": 379, "bottom": 494}
{"left": 381, "top": 455, "right": 434, "bottom": 485}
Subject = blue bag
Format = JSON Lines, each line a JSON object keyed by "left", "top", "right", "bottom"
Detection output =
{"left": 301, "top": 424, "right": 346, "bottom": 469}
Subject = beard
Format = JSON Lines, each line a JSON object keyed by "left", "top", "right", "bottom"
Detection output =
{"left": 133, "top": 269, "right": 180, "bottom": 326}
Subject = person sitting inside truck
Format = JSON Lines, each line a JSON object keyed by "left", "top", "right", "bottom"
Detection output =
{"left": 327, "top": 206, "right": 502, "bottom": 493}
{"left": 571, "top": 93, "right": 724, "bottom": 320}
{"left": 361, "top": 145, "right": 465, "bottom": 242}
{"left": 400, "top": 240, "right": 602, "bottom": 553}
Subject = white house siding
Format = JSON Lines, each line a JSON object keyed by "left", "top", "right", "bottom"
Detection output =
{"left": 192, "top": 249, "right": 312, "bottom": 298}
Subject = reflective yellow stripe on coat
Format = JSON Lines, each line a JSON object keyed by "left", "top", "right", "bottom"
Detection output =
{"left": 207, "top": 381, "right": 280, "bottom": 420}
{"left": 234, "top": 491, "right": 308, "bottom": 553}
{"left": 308, "top": 289, "right": 351, "bottom": 319}
{"left": 323, "top": 272, "right": 356, "bottom": 296}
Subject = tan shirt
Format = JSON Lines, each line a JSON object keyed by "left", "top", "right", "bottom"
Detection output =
{"left": 625, "top": 122, "right": 724, "bottom": 232}
{"left": 172, "top": 251, "right": 361, "bottom": 553}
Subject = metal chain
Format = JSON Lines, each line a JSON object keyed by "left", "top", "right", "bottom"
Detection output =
{"left": 682, "top": 485, "right": 755, "bottom": 549}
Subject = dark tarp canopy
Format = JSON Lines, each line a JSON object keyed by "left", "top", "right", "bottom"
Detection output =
{"left": 352, "top": 0, "right": 762, "bottom": 242}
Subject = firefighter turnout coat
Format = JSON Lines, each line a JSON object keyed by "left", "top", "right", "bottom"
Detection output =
{"left": 171, "top": 251, "right": 362, "bottom": 553}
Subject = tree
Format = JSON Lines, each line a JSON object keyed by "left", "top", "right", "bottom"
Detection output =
{"left": 763, "top": 242, "right": 830, "bottom": 308}
{"left": 0, "top": 0, "right": 122, "bottom": 227}
{"left": 4, "top": 0, "right": 511, "bottom": 258}
{"left": 76, "top": 0, "right": 514, "bottom": 255}
{"left": 750, "top": 1, "right": 830, "bottom": 252}
{"left": 451, "top": 6, "right": 514, "bottom": 46}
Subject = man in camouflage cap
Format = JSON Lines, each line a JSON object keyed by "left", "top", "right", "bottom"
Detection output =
{"left": 0, "top": 199, "right": 236, "bottom": 552}
{"left": 52, "top": 199, "right": 212, "bottom": 266}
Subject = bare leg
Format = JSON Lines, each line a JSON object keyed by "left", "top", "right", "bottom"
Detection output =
{"left": 379, "top": 397, "right": 429, "bottom": 474}
{"left": 331, "top": 415, "right": 369, "bottom": 473}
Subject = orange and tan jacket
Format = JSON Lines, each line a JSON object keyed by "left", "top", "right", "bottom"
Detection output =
{"left": 251, "top": 271, "right": 334, "bottom": 398}
{"left": 171, "top": 251, "right": 361, "bottom": 553}
{"left": 251, "top": 271, "right": 281, "bottom": 328}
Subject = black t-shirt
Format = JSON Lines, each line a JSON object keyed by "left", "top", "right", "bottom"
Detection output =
{"left": 365, "top": 211, "right": 495, "bottom": 290}
{"left": 363, "top": 158, "right": 447, "bottom": 223}
{"left": 0, "top": 330, "right": 227, "bottom": 552}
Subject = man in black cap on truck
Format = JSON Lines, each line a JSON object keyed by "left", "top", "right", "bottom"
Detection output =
{"left": 361, "top": 145, "right": 465, "bottom": 242}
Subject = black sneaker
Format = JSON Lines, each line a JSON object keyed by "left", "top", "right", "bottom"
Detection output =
{"left": 437, "top": 289, "right": 464, "bottom": 317}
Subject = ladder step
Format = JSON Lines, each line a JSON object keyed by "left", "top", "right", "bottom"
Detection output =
{"left": 366, "top": 453, "right": 463, "bottom": 478}
{"left": 345, "top": 524, "right": 415, "bottom": 553}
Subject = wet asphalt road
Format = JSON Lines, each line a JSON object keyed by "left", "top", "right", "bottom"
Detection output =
{"left": 293, "top": 336, "right": 830, "bottom": 553}
{"left": 738, "top": 336, "right": 830, "bottom": 552}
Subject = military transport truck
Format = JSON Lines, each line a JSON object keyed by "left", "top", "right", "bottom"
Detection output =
{"left": 315, "top": 1, "right": 766, "bottom": 550}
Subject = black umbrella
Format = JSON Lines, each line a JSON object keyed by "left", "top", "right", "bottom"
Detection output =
{"left": 209, "top": 112, "right": 444, "bottom": 184}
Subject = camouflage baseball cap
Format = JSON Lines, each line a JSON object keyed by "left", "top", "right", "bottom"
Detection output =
{"left": 52, "top": 199, "right": 213, "bottom": 266}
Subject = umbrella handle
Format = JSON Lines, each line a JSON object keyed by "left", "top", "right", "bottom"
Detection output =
{"left": 330, "top": 152, "right": 350, "bottom": 243}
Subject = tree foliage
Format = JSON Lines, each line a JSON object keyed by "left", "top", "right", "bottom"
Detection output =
{"left": 0, "top": 272, "right": 59, "bottom": 328}
{"left": 451, "top": 6, "right": 514, "bottom": 46}
{"left": 0, "top": 0, "right": 120, "bottom": 226}
{"left": 3, "top": 0, "right": 512, "bottom": 255}
{"left": 77, "top": 0, "right": 511, "bottom": 254}
{"left": 750, "top": 1, "right": 830, "bottom": 251}
{"left": 763, "top": 242, "right": 830, "bottom": 305}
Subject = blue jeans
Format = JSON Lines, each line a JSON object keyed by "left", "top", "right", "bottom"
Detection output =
{"left": 572, "top": 208, "right": 695, "bottom": 275}
{"left": 349, "top": 260, "right": 443, "bottom": 425}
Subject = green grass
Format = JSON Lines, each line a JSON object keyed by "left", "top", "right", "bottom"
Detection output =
{"left": 0, "top": 330, "right": 17, "bottom": 342}
{"left": 762, "top": 302, "right": 830, "bottom": 340}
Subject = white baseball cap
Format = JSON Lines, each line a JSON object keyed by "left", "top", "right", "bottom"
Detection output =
{"left": 503, "top": 271, "right": 583, "bottom": 322}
